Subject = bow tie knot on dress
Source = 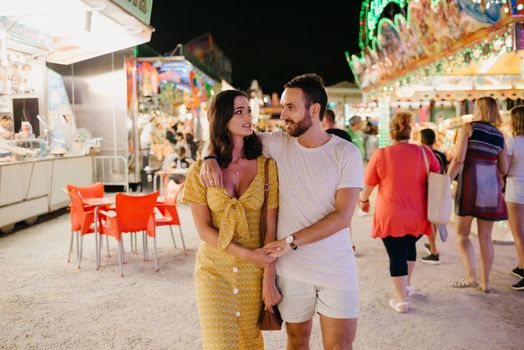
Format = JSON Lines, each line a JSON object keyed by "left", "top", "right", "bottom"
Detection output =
{"left": 217, "top": 195, "right": 255, "bottom": 250}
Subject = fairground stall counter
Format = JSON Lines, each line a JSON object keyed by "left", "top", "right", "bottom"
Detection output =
{"left": 0, "top": 0, "right": 154, "bottom": 233}
{"left": 349, "top": 0, "right": 524, "bottom": 243}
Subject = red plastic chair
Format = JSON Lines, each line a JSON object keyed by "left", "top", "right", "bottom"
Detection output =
{"left": 64, "top": 183, "right": 104, "bottom": 264}
{"left": 66, "top": 189, "right": 101, "bottom": 269}
{"left": 99, "top": 191, "right": 159, "bottom": 276}
{"left": 155, "top": 180, "right": 187, "bottom": 255}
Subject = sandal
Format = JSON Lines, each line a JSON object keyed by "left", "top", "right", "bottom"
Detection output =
{"left": 389, "top": 299, "right": 409, "bottom": 313}
{"left": 452, "top": 278, "right": 478, "bottom": 288}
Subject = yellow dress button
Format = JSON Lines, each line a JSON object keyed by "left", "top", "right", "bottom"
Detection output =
{"left": 235, "top": 311, "right": 241, "bottom": 317}
{"left": 233, "top": 267, "right": 239, "bottom": 273}
{"left": 233, "top": 288, "right": 239, "bottom": 294}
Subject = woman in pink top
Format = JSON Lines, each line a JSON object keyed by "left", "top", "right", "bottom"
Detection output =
{"left": 359, "top": 112, "right": 440, "bottom": 313}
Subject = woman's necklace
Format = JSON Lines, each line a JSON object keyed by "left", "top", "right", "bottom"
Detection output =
{"left": 227, "top": 157, "right": 243, "bottom": 176}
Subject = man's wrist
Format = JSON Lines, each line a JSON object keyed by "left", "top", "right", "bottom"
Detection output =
{"left": 285, "top": 234, "right": 298, "bottom": 250}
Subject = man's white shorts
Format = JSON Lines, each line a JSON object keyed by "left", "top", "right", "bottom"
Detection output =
{"left": 277, "top": 276, "right": 359, "bottom": 323}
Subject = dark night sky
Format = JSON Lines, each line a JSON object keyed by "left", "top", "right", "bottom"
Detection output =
{"left": 149, "top": 1, "right": 364, "bottom": 94}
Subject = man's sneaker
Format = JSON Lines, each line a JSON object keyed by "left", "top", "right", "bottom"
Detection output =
{"left": 421, "top": 253, "right": 440, "bottom": 265}
{"left": 512, "top": 267, "right": 524, "bottom": 279}
{"left": 512, "top": 278, "right": 524, "bottom": 291}
{"left": 424, "top": 243, "right": 431, "bottom": 255}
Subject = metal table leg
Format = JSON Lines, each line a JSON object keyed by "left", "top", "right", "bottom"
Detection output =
{"left": 94, "top": 205, "right": 100, "bottom": 270}
{"left": 153, "top": 173, "right": 160, "bottom": 192}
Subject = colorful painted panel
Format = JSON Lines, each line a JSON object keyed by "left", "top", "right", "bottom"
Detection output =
{"left": 351, "top": 0, "right": 509, "bottom": 89}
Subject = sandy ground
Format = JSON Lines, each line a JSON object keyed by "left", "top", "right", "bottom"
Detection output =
{"left": 1, "top": 203, "right": 523, "bottom": 350}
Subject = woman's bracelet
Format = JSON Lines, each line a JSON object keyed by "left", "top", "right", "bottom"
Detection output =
{"left": 203, "top": 155, "right": 217, "bottom": 161}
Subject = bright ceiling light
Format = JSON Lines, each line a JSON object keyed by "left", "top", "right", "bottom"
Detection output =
{"left": 1, "top": 0, "right": 153, "bottom": 64}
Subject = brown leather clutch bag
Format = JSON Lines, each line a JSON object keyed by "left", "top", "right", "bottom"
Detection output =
{"left": 259, "top": 305, "right": 283, "bottom": 331}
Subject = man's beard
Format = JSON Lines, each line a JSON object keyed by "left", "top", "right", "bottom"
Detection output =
{"left": 286, "top": 111, "right": 312, "bottom": 137}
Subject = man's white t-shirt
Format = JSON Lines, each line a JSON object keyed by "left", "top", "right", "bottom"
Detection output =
{"left": 260, "top": 131, "right": 364, "bottom": 290}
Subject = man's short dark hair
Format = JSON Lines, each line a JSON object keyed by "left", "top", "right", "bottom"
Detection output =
{"left": 284, "top": 73, "right": 328, "bottom": 120}
{"left": 420, "top": 128, "right": 436, "bottom": 146}
{"left": 324, "top": 109, "right": 336, "bottom": 124}
{"left": 1, "top": 115, "right": 12, "bottom": 121}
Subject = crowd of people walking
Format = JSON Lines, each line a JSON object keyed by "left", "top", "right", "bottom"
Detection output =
{"left": 178, "top": 73, "right": 523, "bottom": 349}
{"left": 140, "top": 115, "right": 204, "bottom": 172}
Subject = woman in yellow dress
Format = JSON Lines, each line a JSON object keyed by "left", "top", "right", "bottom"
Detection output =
{"left": 181, "top": 89, "right": 280, "bottom": 349}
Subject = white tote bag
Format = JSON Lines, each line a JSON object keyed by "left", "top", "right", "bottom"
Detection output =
{"left": 421, "top": 146, "right": 452, "bottom": 225}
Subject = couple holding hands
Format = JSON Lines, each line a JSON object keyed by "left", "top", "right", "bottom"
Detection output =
{"left": 181, "top": 73, "right": 363, "bottom": 350}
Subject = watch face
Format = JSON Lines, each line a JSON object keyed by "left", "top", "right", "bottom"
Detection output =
{"left": 285, "top": 235, "right": 293, "bottom": 244}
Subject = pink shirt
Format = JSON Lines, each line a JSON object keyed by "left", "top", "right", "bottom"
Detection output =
{"left": 365, "top": 144, "right": 440, "bottom": 238}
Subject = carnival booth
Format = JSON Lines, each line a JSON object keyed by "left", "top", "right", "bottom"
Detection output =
{"left": 325, "top": 81, "right": 365, "bottom": 128}
{"left": 48, "top": 40, "right": 229, "bottom": 195}
{"left": 350, "top": 0, "right": 523, "bottom": 243}
{"left": 129, "top": 55, "right": 222, "bottom": 184}
{"left": 0, "top": 0, "right": 154, "bottom": 232}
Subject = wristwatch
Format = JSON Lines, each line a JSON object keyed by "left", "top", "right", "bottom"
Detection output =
{"left": 285, "top": 234, "right": 298, "bottom": 250}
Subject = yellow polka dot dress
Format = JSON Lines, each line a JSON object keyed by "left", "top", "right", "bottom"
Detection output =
{"left": 181, "top": 157, "right": 278, "bottom": 350}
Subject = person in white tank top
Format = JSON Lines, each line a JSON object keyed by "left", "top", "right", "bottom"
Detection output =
{"left": 506, "top": 106, "right": 524, "bottom": 291}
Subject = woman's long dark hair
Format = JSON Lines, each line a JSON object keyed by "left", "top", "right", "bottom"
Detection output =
{"left": 208, "top": 89, "right": 263, "bottom": 168}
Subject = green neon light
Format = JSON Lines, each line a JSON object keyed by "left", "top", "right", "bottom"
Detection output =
{"left": 350, "top": 23, "right": 513, "bottom": 90}
{"left": 359, "top": 0, "right": 510, "bottom": 50}
{"left": 360, "top": 0, "right": 409, "bottom": 50}
{"left": 354, "top": 0, "right": 451, "bottom": 83}
{"left": 351, "top": 0, "right": 513, "bottom": 89}
{"left": 358, "top": 0, "right": 370, "bottom": 50}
